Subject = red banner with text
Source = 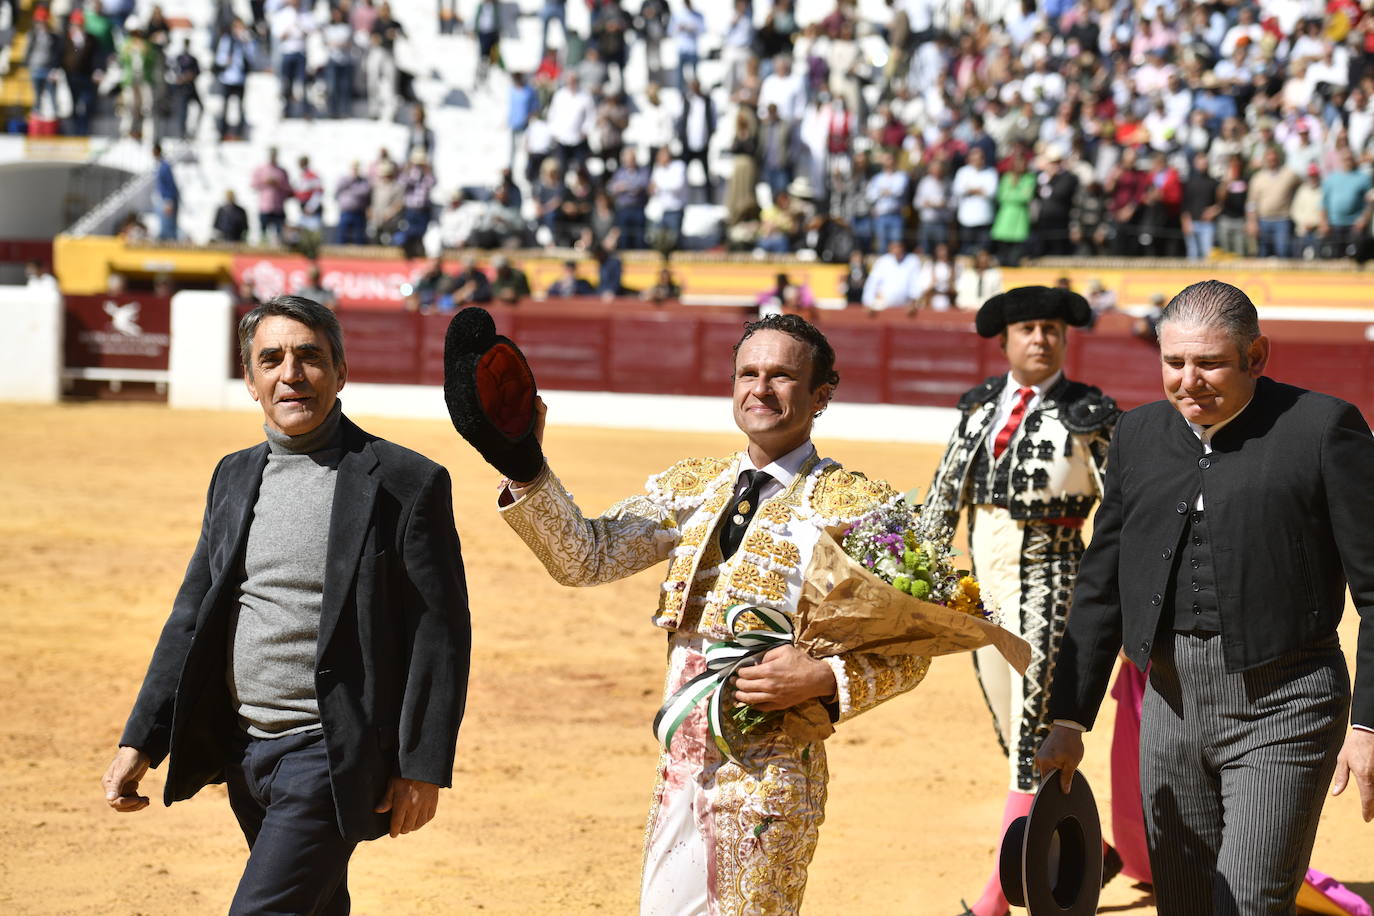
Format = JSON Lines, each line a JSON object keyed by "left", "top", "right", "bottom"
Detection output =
{"left": 231, "top": 254, "right": 417, "bottom": 308}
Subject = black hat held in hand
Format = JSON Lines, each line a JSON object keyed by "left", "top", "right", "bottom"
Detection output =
{"left": 999, "top": 769, "right": 1104, "bottom": 915}
{"left": 443, "top": 307, "right": 545, "bottom": 482}
{"left": 976, "top": 286, "right": 1093, "bottom": 338}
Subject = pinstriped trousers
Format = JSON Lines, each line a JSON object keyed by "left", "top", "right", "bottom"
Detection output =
{"left": 1140, "top": 632, "right": 1350, "bottom": 915}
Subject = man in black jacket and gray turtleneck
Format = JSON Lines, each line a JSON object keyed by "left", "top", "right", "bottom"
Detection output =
{"left": 101, "top": 295, "right": 471, "bottom": 915}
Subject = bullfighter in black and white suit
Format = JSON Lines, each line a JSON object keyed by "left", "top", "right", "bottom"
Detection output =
{"left": 924, "top": 287, "right": 1118, "bottom": 916}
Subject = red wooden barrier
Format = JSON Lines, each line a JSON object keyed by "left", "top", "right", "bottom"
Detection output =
{"left": 320, "top": 301, "right": 1374, "bottom": 421}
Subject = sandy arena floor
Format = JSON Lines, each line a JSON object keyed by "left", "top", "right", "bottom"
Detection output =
{"left": 1, "top": 402, "right": 1369, "bottom": 915}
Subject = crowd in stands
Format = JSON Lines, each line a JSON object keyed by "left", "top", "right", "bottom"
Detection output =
{"left": 500, "top": 0, "right": 1374, "bottom": 264}
{"left": 10, "top": 0, "right": 1374, "bottom": 267}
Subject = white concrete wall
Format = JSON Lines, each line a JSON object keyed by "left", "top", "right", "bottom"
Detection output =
{"left": 0, "top": 284, "right": 63, "bottom": 403}
{"left": 169, "top": 290, "right": 238, "bottom": 410}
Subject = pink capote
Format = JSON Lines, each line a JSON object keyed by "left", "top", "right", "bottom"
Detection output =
{"left": 1108, "top": 660, "right": 1371, "bottom": 915}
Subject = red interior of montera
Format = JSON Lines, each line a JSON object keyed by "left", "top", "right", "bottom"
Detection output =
{"left": 475, "top": 343, "right": 535, "bottom": 439}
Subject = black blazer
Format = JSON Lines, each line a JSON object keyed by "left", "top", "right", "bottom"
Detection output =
{"left": 1048, "top": 377, "right": 1374, "bottom": 730}
{"left": 120, "top": 416, "right": 471, "bottom": 841}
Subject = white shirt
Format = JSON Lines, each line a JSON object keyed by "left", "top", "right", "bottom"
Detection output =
{"left": 546, "top": 87, "right": 595, "bottom": 146}
{"left": 861, "top": 252, "right": 921, "bottom": 309}
{"left": 758, "top": 71, "right": 805, "bottom": 122}
{"left": 988, "top": 370, "right": 1061, "bottom": 451}
{"left": 650, "top": 160, "right": 689, "bottom": 213}
{"left": 270, "top": 5, "right": 315, "bottom": 55}
{"left": 732, "top": 440, "right": 816, "bottom": 505}
{"left": 952, "top": 164, "right": 998, "bottom": 228}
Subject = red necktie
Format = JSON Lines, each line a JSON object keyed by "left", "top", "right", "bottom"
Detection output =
{"left": 993, "top": 387, "right": 1036, "bottom": 459}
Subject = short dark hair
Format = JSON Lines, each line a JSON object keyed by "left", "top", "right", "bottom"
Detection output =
{"left": 733, "top": 313, "right": 840, "bottom": 391}
{"left": 238, "top": 295, "right": 345, "bottom": 373}
{"left": 1160, "top": 279, "right": 1261, "bottom": 368}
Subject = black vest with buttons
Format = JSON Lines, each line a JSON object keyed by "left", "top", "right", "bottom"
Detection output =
{"left": 1168, "top": 507, "right": 1222, "bottom": 632}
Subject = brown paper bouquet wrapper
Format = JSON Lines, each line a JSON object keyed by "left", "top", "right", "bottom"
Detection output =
{"left": 778, "top": 527, "right": 1033, "bottom": 748}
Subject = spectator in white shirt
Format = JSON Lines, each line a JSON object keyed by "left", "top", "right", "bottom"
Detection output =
{"left": 952, "top": 146, "right": 999, "bottom": 254}
{"left": 861, "top": 239, "right": 922, "bottom": 311}
{"left": 758, "top": 55, "right": 805, "bottom": 123}
{"left": 916, "top": 158, "right": 953, "bottom": 255}
{"left": 866, "top": 152, "right": 909, "bottom": 254}
{"left": 648, "top": 147, "right": 689, "bottom": 248}
{"left": 271, "top": 0, "right": 316, "bottom": 117}
{"left": 546, "top": 72, "right": 596, "bottom": 170}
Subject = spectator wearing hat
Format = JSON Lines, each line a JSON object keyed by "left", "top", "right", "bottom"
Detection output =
{"left": 1248, "top": 147, "right": 1302, "bottom": 258}
{"left": 398, "top": 149, "right": 437, "bottom": 258}
{"left": 924, "top": 286, "right": 1119, "bottom": 916}
{"left": 1320, "top": 149, "right": 1373, "bottom": 258}
{"left": 1291, "top": 163, "right": 1326, "bottom": 259}
{"left": 369, "top": 159, "right": 404, "bottom": 245}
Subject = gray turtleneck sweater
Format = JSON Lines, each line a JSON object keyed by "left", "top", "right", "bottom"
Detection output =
{"left": 228, "top": 402, "right": 344, "bottom": 737}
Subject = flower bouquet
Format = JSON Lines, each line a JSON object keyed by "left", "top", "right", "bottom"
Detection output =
{"left": 658, "top": 498, "right": 1031, "bottom": 764}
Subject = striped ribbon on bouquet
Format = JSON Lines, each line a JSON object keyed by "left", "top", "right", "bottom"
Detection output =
{"left": 652, "top": 603, "right": 795, "bottom": 766}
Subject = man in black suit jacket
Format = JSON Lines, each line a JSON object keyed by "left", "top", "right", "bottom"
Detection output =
{"left": 101, "top": 296, "right": 471, "bottom": 915}
{"left": 1038, "top": 280, "right": 1374, "bottom": 914}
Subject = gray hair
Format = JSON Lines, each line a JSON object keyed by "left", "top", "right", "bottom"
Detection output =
{"left": 238, "top": 295, "right": 346, "bottom": 373}
{"left": 1159, "top": 280, "right": 1261, "bottom": 369}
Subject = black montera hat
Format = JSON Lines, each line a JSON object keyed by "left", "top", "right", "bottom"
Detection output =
{"left": 443, "top": 307, "right": 545, "bottom": 482}
{"left": 975, "top": 286, "right": 1093, "bottom": 338}
{"left": 999, "top": 770, "right": 1103, "bottom": 915}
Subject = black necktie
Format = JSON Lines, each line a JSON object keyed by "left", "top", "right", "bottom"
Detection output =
{"left": 720, "top": 470, "right": 772, "bottom": 561}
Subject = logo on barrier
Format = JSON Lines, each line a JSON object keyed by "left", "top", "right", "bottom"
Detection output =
{"left": 103, "top": 301, "right": 143, "bottom": 337}
{"left": 64, "top": 295, "right": 172, "bottom": 369}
